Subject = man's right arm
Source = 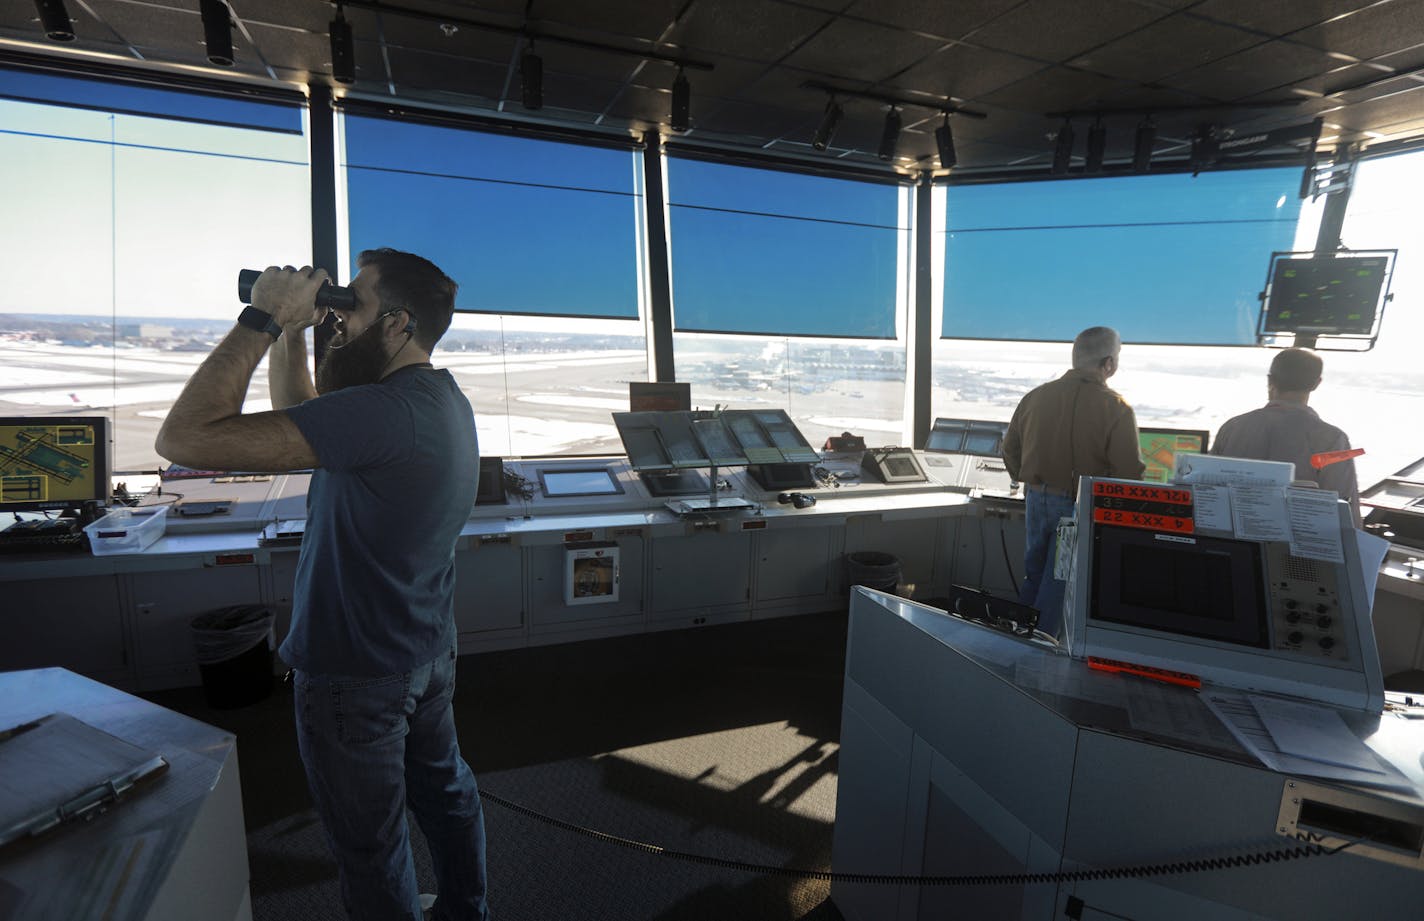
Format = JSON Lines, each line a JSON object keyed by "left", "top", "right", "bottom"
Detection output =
{"left": 1002, "top": 402, "right": 1025, "bottom": 483}
{"left": 268, "top": 328, "right": 318, "bottom": 410}
{"left": 1107, "top": 407, "right": 1147, "bottom": 479}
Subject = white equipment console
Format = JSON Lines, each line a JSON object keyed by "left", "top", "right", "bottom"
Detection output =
{"left": 1063, "top": 475, "right": 1384, "bottom": 712}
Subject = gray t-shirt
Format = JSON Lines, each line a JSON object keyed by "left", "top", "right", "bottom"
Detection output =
{"left": 1211, "top": 400, "right": 1360, "bottom": 527}
{"left": 281, "top": 365, "right": 478, "bottom": 675}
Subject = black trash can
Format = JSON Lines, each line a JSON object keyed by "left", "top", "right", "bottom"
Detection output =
{"left": 846, "top": 551, "right": 902, "bottom": 594}
{"left": 190, "top": 604, "right": 275, "bottom": 709}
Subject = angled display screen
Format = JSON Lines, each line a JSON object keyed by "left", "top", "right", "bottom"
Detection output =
{"left": 1262, "top": 254, "right": 1391, "bottom": 336}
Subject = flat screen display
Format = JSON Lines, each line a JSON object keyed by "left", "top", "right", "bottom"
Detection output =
{"left": 925, "top": 418, "right": 1007, "bottom": 457}
{"left": 1138, "top": 428, "right": 1209, "bottom": 483}
{"left": 1091, "top": 525, "right": 1268, "bottom": 648}
{"left": 0, "top": 416, "right": 111, "bottom": 512}
{"left": 538, "top": 468, "right": 624, "bottom": 498}
{"left": 1262, "top": 254, "right": 1390, "bottom": 335}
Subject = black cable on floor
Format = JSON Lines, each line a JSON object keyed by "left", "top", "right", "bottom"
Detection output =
{"left": 478, "top": 789, "right": 1357, "bottom": 887}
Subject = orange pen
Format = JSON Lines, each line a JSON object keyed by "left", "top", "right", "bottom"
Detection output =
{"left": 1311, "top": 448, "right": 1365, "bottom": 470}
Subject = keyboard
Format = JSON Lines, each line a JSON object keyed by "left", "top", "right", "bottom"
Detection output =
{"left": 0, "top": 521, "right": 89, "bottom": 554}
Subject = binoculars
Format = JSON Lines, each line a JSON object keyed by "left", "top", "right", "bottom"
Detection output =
{"left": 237, "top": 269, "right": 355, "bottom": 311}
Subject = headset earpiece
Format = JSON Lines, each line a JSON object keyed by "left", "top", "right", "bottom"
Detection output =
{"left": 386, "top": 309, "right": 416, "bottom": 336}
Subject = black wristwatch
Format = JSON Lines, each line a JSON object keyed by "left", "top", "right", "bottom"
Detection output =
{"left": 238, "top": 306, "right": 283, "bottom": 339}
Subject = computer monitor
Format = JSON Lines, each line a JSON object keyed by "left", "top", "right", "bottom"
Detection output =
{"left": 0, "top": 416, "right": 111, "bottom": 513}
{"left": 537, "top": 467, "right": 625, "bottom": 499}
{"left": 1260, "top": 251, "right": 1394, "bottom": 337}
{"left": 1137, "top": 427, "right": 1210, "bottom": 483}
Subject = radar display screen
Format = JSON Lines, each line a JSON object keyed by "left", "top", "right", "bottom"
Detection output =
{"left": 0, "top": 416, "right": 110, "bottom": 512}
{"left": 1262, "top": 255, "right": 1390, "bottom": 336}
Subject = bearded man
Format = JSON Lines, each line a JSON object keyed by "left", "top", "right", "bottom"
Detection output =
{"left": 157, "top": 249, "right": 490, "bottom": 921}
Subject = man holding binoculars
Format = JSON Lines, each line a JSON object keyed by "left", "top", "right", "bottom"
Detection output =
{"left": 156, "top": 249, "right": 491, "bottom": 921}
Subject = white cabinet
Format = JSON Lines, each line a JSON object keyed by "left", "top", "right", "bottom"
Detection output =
{"left": 128, "top": 563, "right": 264, "bottom": 691}
{"left": 753, "top": 525, "right": 840, "bottom": 615}
{"left": 650, "top": 529, "right": 752, "bottom": 624}
{"left": 453, "top": 540, "right": 524, "bottom": 639}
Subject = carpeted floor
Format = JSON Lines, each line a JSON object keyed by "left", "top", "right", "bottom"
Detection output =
{"left": 143, "top": 611, "right": 851, "bottom": 921}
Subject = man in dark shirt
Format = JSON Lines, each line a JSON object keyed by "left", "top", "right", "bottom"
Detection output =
{"left": 1002, "top": 326, "right": 1145, "bottom": 637}
{"left": 1212, "top": 347, "right": 1361, "bottom": 527}
{"left": 157, "top": 249, "right": 488, "bottom": 921}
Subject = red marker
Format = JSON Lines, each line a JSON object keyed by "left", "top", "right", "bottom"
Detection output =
{"left": 1311, "top": 448, "right": 1364, "bottom": 470}
{"left": 1088, "top": 656, "right": 1201, "bottom": 689}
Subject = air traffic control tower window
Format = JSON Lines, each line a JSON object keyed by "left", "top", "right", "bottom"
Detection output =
{"left": 0, "top": 67, "right": 311, "bottom": 472}
{"left": 665, "top": 157, "right": 910, "bottom": 449}
{"left": 341, "top": 113, "right": 649, "bottom": 457}
{"left": 929, "top": 167, "right": 1324, "bottom": 459}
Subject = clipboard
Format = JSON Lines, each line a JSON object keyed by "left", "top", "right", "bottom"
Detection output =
{"left": 0, "top": 713, "right": 169, "bottom": 850}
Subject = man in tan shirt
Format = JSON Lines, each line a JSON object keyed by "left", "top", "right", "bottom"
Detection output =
{"left": 1002, "top": 326, "right": 1145, "bottom": 637}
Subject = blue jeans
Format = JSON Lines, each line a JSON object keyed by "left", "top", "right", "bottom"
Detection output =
{"left": 1019, "top": 488, "right": 1077, "bottom": 639}
{"left": 295, "top": 647, "right": 490, "bottom": 921}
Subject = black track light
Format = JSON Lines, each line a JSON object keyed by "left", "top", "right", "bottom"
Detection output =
{"left": 200, "top": 0, "right": 234, "bottom": 67}
{"left": 521, "top": 44, "right": 543, "bottom": 110}
{"left": 878, "top": 107, "right": 901, "bottom": 162}
{"left": 812, "top": 98, "right": 842, "bottom": 151}
{"left": 1051, "top": 119, "right": 1074, "bottom": 174}
{"left": 670, "top": 68, "right": 690, "bottom": 132}
{"left": 1086, "top": 119, "right": 1106, "bottom": 173}
{"left": 330, "top": 6, "right": 355, "bottom": 85}
{"left": 34, "top": 0, "right": 74, "bottom": 42}
{"left": 1190, "top": 123, "right": 1220, "bottom": 175}
{"left": 935, "top": 114, "right": 957, "bottom": 170}
{"left": 1133, "top": 117, "right": 1156, "bottom": 172}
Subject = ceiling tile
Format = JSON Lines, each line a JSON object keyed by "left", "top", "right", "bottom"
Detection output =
{"left": 967, "top": 0, "right": 1166, "bottom": 63}
{"left": 888, "top": 43, "right": 1049, "bottom": 102}
{"left": 532, "top": 0, "right": 684, "bottom": 43}
{"left": 980, "top": 66, "right": 1135, "bottom": 114}
{"left": 1069, "top": 14, "right": 1266, "bottom": 84}
{"left": 845, "top": 0, "right": 1024, "bottom": 42}
{"left": 1162, "top": 40, "right": 1350, "bottom": 101}
{"left": 385, "top": 48, "right": 509, "bottom": 101}
{"left": 781, "top": 17, "right": 946, "bottom": 82}
{"left": 1290, "top": 1, "right": 1424, "bottom": 60}
{"left": 238, "top": 1, "right": 332, "bottom": 35}
{"left": 1189, "top": 0, "right": 1389, "bottom": 38}
{"left": 664, "top": 0, "right": 834, "bottom": 63}
{"left": 86, "top": 0, "right": 193, "bottom": 50}
{"left": 244, "top": 23, "right": 334, "bottom": 76}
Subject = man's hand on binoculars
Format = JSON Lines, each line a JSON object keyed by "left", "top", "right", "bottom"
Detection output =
{"left": 251, "top": 265, "right": 331, "bottom": 333}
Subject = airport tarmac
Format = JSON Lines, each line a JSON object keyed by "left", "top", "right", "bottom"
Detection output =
{"left": 2, "top": 337, "right": 1421, "bottom": 488}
